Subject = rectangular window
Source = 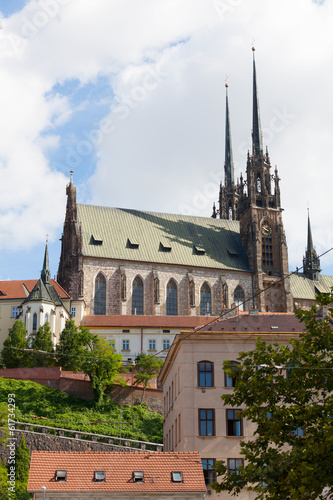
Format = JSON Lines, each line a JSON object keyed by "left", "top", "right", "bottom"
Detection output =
{"left": 148, "top": 339, "right": 156, "bottom": 350}
{"left": 199, "top": 409, "right": 215, "bottom": 436}
{"left": 224, "top": 361, "right": 239, "bottom": 387}
{"left": 202, "top": 458, "right": 216, "bottom": 485}
{"left": 122, "top": 329, "right": 130, "bottom": 333}
{"left": 108, "top": 340, "right": 115, "bottom": 349}
{"left": 11, "top": 307, "right": 19, "bottom": 318}
{"left": 175, "top": 418, "right": 178, "bottom": 445}
{"left": 163, "top": 339, "right": 170, "bottom": 350}
{"left": 71, "top": 306, "right": 76, "bottom": 318}
{"left": 198, "top": 361, "right": 214, "bottom": 387}
{"left": 227, "top": 409, "right": 243, "bottom": 436}
{"left": 228, "top": 458, "right": 243, "bottom": 475}
{"left": 178, "top": 413, "right": 181, "bottom": 442}
{"left": 163, "top": 329, "right": 170, "bottom": 333}
{"left": 122, "top": 339, "right": 130, "bottom": 351}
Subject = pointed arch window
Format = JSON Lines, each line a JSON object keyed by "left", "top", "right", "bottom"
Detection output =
{"left": 44, "top": 313, "right": 48, "bottom": 324}
{"left": 200, "top": 282, "right": 211, "bottom": 315}
{"left": 154, "top": 277, "right": 160, "bottom": 304}
{"left": 94, "top": 273, "right": 106, "bottom": 315}
{"left": 262, "top": 222, "right": 273, "bottom": 269}
{"left": 33, "top": 313, "right": 37, "bottom": 331}
{"left": 166, "top": 279, "right": 178, "bottom": 316}
{"left": 132, "top": 276, "right": 143, "bottom": 315}
{"left": 256, "top": 174, "right": 262, "bottom": 193}
{"left": 228, "top": 201, "right": 233, "bottom": 221}
{"left": 234, "top": 286, "right": 245, "bottom": 311}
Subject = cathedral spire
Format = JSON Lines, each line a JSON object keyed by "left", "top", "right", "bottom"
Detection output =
{"left": 307, "top": 210, "right": 314, "bottom": 254}
{"left": 224, "top": 83, "right": 234, "bottom": 186}
{"left": 303, "top": 210, "right": 321, "bottom": 281}
{"left": 252, "top": 47, "right": 263, "bottom": 156}
{"left": 41, "top": 242, "right": 51, "bottom": 284}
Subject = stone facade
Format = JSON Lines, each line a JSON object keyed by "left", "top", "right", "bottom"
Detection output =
{"left": 81, "top": 258, "right": 253, "bottom": 317}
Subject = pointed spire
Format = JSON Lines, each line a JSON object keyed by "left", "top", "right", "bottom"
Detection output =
{"left": 307, "top": 209, "right": 314, "bottom": 254}
{"left": 41, "top": 243, "right": 51, "bottom": 284}
{"left": 303, "top": 209, "right": 321, "bottom": 281}
{"left": 224, "top": 83, "right": 234, "bottom": 186}
{"left": 252, "top": 47, "right": 263, "bottom": 156}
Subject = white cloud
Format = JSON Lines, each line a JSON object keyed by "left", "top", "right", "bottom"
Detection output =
{"left": 0, "top": 0, "right": 332, "bottom": 277}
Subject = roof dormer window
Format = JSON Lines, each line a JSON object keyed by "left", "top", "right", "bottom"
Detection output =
{"left": 94, "top": 470, "right": 105, "bottom": 482}
{"left": 55, "top": 470, "right": 67, "bottom": 481}
{"left": 172, "top": 471, "right": 183, "bottom": 482}
{"left": 133, "top": 471, "right": 144, "bottom": 482}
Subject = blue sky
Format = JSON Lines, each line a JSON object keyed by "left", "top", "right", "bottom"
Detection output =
{"left": 0, "top": 0, "right": 333, "bottom": 283}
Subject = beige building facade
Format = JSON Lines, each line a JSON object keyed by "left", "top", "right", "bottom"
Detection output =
{"left": 159, "top": 312, "right": 305, "bottom": 499}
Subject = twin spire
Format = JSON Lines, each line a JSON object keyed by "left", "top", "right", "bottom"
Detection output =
{"left": 222, "top": 47, "right": 263, "bottom": 192}
{"left": 224, "top": 83, "right": 234, "bottom": 187}
{"left": 251, "top": 47, "right": 263, "bottom": 156}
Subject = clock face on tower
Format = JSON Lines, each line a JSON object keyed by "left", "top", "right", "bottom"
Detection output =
{"left": 262, "top": 222, "right": 272, "bottom": 237}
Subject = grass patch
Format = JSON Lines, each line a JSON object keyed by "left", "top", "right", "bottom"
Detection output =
{"left": 0, "top": 377, "right": 163, "bottom": 444}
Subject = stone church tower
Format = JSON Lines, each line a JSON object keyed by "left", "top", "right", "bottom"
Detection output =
{"left": 214, "top": 48, "right": 293, "bottom": 312}
{"left": 57, "top": 170, "right": 83, "bottom": 300}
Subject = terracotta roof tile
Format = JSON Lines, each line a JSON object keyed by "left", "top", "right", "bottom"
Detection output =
{"left": 0, "top": 280, "right": 70, "bottom": 300}
{"left": 27, "top": 451, "right": 206, "bottom": 493}
{"left": 81, "top": 315, "right": 217, "bottom": 329}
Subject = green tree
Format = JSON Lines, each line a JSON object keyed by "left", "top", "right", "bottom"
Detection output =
{"left": 56, "top": 320, "right": 124, "bottom": 405}
{"left": 30, "top": 322, "right": 55, "bottom": 367}
{"left": 212, "top": 292, "right": 333, "bottom": 500}
{"left": 0, "top": 321, "right": 31, "bottom": 368}
{"left": 56, "top": 320, "right": 94, "bottom": 371}
{"left": 82, "top": 337, "right": 124, "bottom": 406}
{"left": 133, "top": 354, "right": 164, "bottom": 403}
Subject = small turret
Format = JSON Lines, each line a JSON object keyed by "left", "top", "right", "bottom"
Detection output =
{"left": 41, "top": 243, "right": 50, "bottom": 284}
{"left": 303, "top": 211, "right": 321, "bottom": 281}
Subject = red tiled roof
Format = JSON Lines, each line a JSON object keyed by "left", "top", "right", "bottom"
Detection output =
{"left": 27, "top": 451, "right": 206, "bottom": 493}
{"left": 196, "top": 312, "right": 306, "bottom": 333}
{"left": 0, "top": 280, "right": 70, "bottom": 300}
{"left": 81, "top": 315, "right": 218, "bottom": 329}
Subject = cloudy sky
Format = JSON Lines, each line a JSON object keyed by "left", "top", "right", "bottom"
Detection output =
{"left": 0, "top": 0, "right": 332, "bottom": 281}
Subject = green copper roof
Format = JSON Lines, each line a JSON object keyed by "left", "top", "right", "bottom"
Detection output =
{"left": 22, "top": 279, "right": 63, "bottom": 306}
{"left": 77, "top": 205, "right": 250, "bottom": 272}
{"left": 290, "top": 273, "right": 333, "bottom": 300}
